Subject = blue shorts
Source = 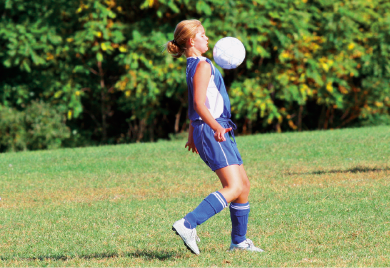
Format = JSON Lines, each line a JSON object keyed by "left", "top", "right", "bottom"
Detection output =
{"left": 192, "top": 118, "right": 243, "bottom": 171}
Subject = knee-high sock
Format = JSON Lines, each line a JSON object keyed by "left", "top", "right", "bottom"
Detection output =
{"left": 184, "top": 191, "right": 227, "bottom": 229}
{"left": 230, "top": 202, "right": 250, "bottom": 244}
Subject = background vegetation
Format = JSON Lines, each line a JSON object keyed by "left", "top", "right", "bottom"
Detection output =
{"left": 1, "top": 0, "right": 390, "bottom": 152}
{"left": 0, "top": 126, "right": 389, "bottom": 266}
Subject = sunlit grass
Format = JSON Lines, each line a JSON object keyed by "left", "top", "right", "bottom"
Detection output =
{"left": 0, "top": 126, "right": 389, "bottom": 266}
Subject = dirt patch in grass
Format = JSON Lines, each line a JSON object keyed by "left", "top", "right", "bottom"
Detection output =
{"left": 0, "top": 174, "right": 221, "bottom": 209}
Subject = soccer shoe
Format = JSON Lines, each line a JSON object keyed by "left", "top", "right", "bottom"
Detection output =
{"left": 172, "top": 218, "right": 201, "bottom": 255}
{"left": 229, "top": 238, "right": 264, "bottom": 252}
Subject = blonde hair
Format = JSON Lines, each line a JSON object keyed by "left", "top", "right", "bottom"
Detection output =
{"left": 165, "top": 19, "right": 202, "bottom": 58}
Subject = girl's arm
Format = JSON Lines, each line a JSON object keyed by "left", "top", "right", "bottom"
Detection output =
{"left": 193, "top": 61, "right": 232, "bottom": 142}
{"left": 185, "top": 120, "right": 198, "bottom": 154}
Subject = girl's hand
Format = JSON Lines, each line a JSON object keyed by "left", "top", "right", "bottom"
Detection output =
{"left": 185, "top": 140, "right": 198, "bottom": 154}
{"left": 214, "top": 127, "right": 232, "bottom": 142}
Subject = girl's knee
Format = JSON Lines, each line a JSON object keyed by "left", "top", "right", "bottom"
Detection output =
{"left": 238, "top": 177, "right": 250, "bottom": 201}
{"left": 234, "top": 178, "right": 250, "bottom": 198}
{"left": 232, "top": 184, "right": 244, "bottom": 200}
{"left": 223, "top": 184, "right": 242, "bottom": 200}
{"left": 243, "top": 179, "right": 250, "bottom": 191}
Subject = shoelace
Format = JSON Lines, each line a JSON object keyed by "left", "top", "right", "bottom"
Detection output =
{"left": 190, "top": 229, "right": 201, "bottom": 242}
{"left": 244, "top": 239, "right": 254, "bottom": 248}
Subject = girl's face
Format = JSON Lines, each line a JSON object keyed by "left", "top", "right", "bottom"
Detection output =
{"left": 192, "top": 26, "right": 209, "bottom": 54}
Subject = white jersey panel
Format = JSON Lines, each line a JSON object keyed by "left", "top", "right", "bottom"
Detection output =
{"left": 205, "top": 75, "right": 224, "bottom": 119}
{"left": 199, "top": 58, "right": 224, "bottom": 119}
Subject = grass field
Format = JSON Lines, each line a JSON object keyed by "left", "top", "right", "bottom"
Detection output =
{"left": 0, "top": 126, "right": 389, "bottom": 267}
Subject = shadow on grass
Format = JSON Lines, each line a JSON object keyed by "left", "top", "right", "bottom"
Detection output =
{"left": 287, "top": 166, "right": 390, "bottom": 175}
{"left": 127, "top": 250, "right": 179, "bottom": 260}
{"left": 1, "top": 250, "right": 179, "bottom": 262}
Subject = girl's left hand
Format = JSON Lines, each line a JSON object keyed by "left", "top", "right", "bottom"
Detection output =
{"left": 214, "top": 127, "right": 232, "bottom": 142}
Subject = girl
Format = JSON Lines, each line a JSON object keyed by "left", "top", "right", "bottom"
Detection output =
{"left": 166, "top": 19, "right": 263, "bottom": 255}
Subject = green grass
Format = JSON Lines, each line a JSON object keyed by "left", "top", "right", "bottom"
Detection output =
{"left": 0, "top": 126, "right": 389, "bottom": 267}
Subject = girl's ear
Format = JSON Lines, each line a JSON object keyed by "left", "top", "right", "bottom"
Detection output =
{"left": 187, "top": 37, "right": 194, "bottom": 48}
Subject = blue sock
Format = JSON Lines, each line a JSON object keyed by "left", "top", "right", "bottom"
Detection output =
{"left": 184, "top": 191, "right": 227, "bottom": 229}
{"left": 230, "top": 202, "right": 250, "bottom": 244}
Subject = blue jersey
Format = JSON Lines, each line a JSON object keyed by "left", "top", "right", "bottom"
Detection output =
{"left": 186, "top": 56, "right": 231, "bottom": 122}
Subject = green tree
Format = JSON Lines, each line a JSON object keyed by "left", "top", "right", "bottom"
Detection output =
{"left": 0, "top": 0, "right": 389, "bottom": 152}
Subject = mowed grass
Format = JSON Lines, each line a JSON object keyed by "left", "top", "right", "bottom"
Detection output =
{"left": 0, "top": 126, "right": 389, "bottom": 267}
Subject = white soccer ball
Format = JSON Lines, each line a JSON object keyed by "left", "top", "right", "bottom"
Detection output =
{"left": 213, "top": 37, "right": 246, "bottom": 69}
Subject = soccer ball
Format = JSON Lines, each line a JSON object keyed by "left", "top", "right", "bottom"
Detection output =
{"left": 213, "top": 37, "right": 246, "bottom": 69}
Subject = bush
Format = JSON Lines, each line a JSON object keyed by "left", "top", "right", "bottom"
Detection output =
{"left": 0, "top": 101, "right": 70, "bottom": 152}
{"left": 0, "top": 106, "right": 26, "bottom": 152}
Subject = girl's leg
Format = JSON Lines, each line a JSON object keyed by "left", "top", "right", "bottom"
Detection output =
{"left": 220, "top": 165, "right": 263, "bottom": 251}
{"left": 216, "top": 165, "right": 251, "bottom": 246}
{"left": 182, "top": 164, "right": 245, "bottom": 230}
{"left": 172, "top": 167, "right": 235, "bottom": 255}
{"left": 216, "top": 164, "right": 250, "bottom": 203}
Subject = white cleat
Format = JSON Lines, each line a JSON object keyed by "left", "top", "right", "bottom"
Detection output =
{"left": 229, "top": 238, "right": 264, "bottom": 252}
{"left": 172, "top": 218, "right": 200, "bottom": 255}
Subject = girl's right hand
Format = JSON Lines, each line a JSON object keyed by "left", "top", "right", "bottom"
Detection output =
{"left": 185, "top": 140, "right": 198, "bottom": 154}
{"left": 214, "top": 127, "right": 232, "bottom": 142}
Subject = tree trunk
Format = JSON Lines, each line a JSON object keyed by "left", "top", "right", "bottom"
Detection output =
{"left": 323, "top": 107, "right": 330, "bottom": 130}
{"left": 298, "top": 105, "right": 303, "bottom": 131}
{"left": 318, "top": 105, "right": 326, "bottom": 130}
{"left": 97, "top": 61, "right": 107, "bottom": 143}
{"left": 136, "top": 118, "right": 146, "bottom": 142}
{"left": 174, "top": 104, "right": 183, "bottom": 133}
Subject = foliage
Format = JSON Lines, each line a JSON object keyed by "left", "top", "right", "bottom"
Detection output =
{"left": 212, "top": 0, "right": 390, "bottom": 132}
{"left": 0, "top": 0, "right": 389, "bottom": 151}
{"left": 24, "top": 101, "right": 71, "bottom": 150}
{"left": 0, "top": 106, "right": 26, "bottom": 152}
{"left": 0, "top": 101, "right": 70, "bottom": 152}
